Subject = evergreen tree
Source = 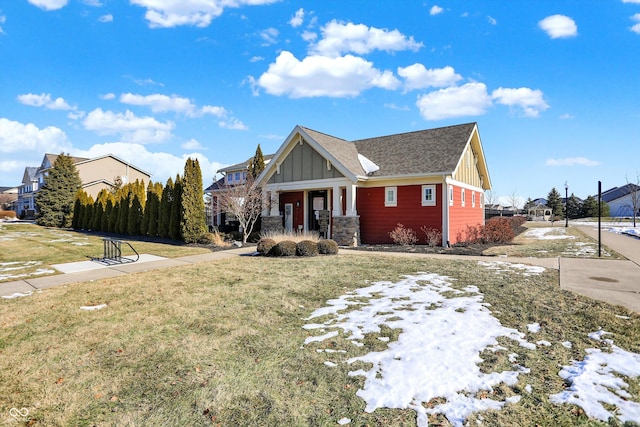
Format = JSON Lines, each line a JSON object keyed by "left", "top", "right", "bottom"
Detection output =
{"left": 82, "top": 195, "right": 95, "bottom": 230}
{"left": 169, "top": 175, "right": 183, "bottom": 240}
{"left": 180, "top": 158, "right": 208, "bottom": 243}
{"left": 93, "top": 189, "right": 111, "bottom": 232}
{"left": 566, "top": 193, "right": 582, "bottom": 219}
{"left": 248, "top": 144, "right": 266, "bottom": 178}
{"left": 523, "top": 198, "right": 536, "bottom": 211}
{"left": 158, "top": 177, "right": 174, "bottom": 238}
{"left": 147, "top": 182, "right": 163, "bottom": 238}
{"left": 127, "top": 194, "right": 143, "bottom": 235}
{"left": 35, "top": 153, "right": 82, "bottom": 228}
{"left": 140, "top": 181, "right": 154, "bottom": 236}
{"left": 72, "top": 196, "right": 83, "bottom": 230}
{"left": 546, "top": 187, "right": 564, "bottom": 218}
{"left": 581, "top": 195, "right": 610, "bottom": 218}
{"left": 104, "top": 198, "right": 114, "bottom": 232}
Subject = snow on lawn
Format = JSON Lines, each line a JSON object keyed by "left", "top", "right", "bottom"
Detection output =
{"left": 0, "top": 261, "right": 55, "bottom": 281}
{"left": 303, "top": 265, "right": 537, "bottom": 427}
{"left": 550, "top": 330, "right": 640, "bottom": 423}
{"left": 524, "top": 227, "right": 575, "bottom": 240}
{"left": 303, "top": 262, "right": 640, "bottom": 426}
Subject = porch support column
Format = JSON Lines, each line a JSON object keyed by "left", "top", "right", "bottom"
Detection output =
{"left": 269, "top": 189, "right": 280, "bottom": 216}
{"left": 332, "top": 185, "right": 342, "bottom": 217}
{"left": 346, "top": 184, "right": 357, "bottom": 216}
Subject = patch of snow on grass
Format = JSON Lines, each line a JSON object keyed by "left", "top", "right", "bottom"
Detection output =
{"left": 478, "top": 261, "right": 545, "bottom": 277}
{"left": 2, "top": 291, "right": 33, "bottom": 299}
{"left": 524, "top": 227, "right": 575, "bottom": 240}
{"left": 303, "top": 272, "right": 534, "bottom": 427}
{"left": 80, "top": 304, "right": 107, "bottom": 311}
{"left": 527, "top": 323, "right": 541, "bottom": 333}
{"left": 550, "top": 331, "right": 640, "bottom": 423}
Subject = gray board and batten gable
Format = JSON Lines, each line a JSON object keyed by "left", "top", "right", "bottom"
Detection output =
{"left": 263, "top": 122, "right": 485, "bottom": 185}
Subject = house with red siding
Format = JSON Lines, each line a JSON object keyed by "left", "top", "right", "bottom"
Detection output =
{"left": 255, "top": 122, "right": 491, "bottom": 247}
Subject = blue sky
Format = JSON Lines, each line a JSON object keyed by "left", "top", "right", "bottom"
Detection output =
{"left": 1, "top": 0, "right": 639, "bottom": 204}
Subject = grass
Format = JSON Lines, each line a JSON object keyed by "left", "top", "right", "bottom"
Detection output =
{"left": 483, "top": 222, "right": 625, "bottom": 259}
{"left": 1, "top": 248, "right": 639, "bottom": 426}
{"left": 259, "top": 229, "right": 321, "bottom": 243}
{"left": 0, "top": 223, "right": 211, "bottom": 282}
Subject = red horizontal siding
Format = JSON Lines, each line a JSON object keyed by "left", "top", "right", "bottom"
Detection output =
{"left": 447, "top": 187, "right": 484, "bottom": 245}
{"left": 357, "top": 184, "right": 443, "bottom": 244}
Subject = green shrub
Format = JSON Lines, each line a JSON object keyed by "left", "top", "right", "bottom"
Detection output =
{"left": 317, "top": 239, "right": 339, "bottom": 255}
{"left": 296, "top": 240, "right": 319, "bottom": 257}
{"left": 270, "top": 240, "right": 296, "bottom": 257}
{"left": 257, "top": 238, "right": 276, "bottom": 256}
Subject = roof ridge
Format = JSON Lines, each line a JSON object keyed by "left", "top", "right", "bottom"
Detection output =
{"left": 299, "top": 126, "right": 348, "bottom": 142}
{"left": 351, "top": 122, "right": 476, "bottom": 142}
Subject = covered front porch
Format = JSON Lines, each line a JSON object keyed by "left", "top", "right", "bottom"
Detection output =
{"left": 261, "top": 178, "right": 360, "bottom": 246}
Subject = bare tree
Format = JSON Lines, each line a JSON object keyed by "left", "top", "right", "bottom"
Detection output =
{"left": 626, "top": 173, "right": 640, "bottom": 227}
{"left": 508, "top": 190, "right": 521, "bottom": 215}
{"left": 217, "top": 175, "right": 263, "bottom": 243}
{"left": 484, "top": 190, "right": 496, "bottom": 207}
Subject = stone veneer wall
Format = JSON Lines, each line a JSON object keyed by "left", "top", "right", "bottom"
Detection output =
{"left": 332, "top": 216, "right": 360, "bottom": 247}
{"left": 261, "top": 216, "right": 283, "bottom": 234}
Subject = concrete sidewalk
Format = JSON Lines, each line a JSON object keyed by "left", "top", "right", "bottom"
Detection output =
{"left": 1, "top": 246, "right": 258, "bottom": 298}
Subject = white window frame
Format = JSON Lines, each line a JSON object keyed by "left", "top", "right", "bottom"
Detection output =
{"left": 385, "top": 186, "right": 397, "bottom": 207}
{"left": 472, "top": 191, "right": 476, "bottom": 208}
{"left": 421, "top": 185, "right": 436, "bottom": 206}
{"left": 227, "top": 174, "right": 233, "bottom": 183}
{"left": 449, "top": 186, "right": 454, "bottom": 206}
{"left": 461, "top": 188, "right": 466, "bottom": 207}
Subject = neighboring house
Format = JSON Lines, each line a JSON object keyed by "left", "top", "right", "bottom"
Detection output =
{"left": 205, "top": 155, "right": 273, "bottom": 230}
{"left": 0, "top": 186, "right": 19, "bottom": 211}
{"left": 17, "top": 153, "right": 151, "bottom": 218}
{"left": 602, "top": 184, "right": 640, "bottom": 217}
{"left": 255, "top": 122, "right": 491, "bottom": 246}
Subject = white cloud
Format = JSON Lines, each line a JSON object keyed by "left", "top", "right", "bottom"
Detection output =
{"left": 0, "top": 14, "right": 6, "bottom": 35}
{"left": 130, "top": 0, "right": 279, "bottom": 28}
{"left": 123, "top": 75, "right": 165, "bottom": 87}
{"left": 430, "top": 5, "right": 443, "bottom": 16}
{"left": 83, "top": 108, "right": 175, "bottom": 143}
{"left": 82, "top": 0, "right": 103, "bottom": 5}
{"left": 259, "top": 27, "right": 279, "bottom": 45}
{"left": 492, "top": 87, "right": 549, "bottom": 117}
{"left": 27, "top": 0, "right": 68, "bottom": 11}
{"left": 384, "top": 103, "right": 410, "bottom": 111}
{"left": 98, "top": 14, "right": 113, "bottom": 23}
{"left": 257, "top": 51, "right": 400, "bottom": 98}
{"left": 310, "top": 20, "right": 423, "bottom": 57}
{"left": 100, "top": 93, "right": 116, "bottom": 100}
{"left": 623, "top": 0, "right": 640, "bottom": 3}
{"left": 250, "top": 56, "right": 264, "bottom": 62}
{"left": 560, "top": 113, "right": 575, "bottom": 120}
{"left": 119, "top": 93, "right": 246, "bottom": 129}
{"left": 181, "top": 138, "right": 203, "bottom": 150}
{"left": 17, "top": 93, "right": 74, "bottom": 111}
{"left": 545, "top": 157, "right": 600, "bottom": 167}
{"left": 631, "top": 13, "right": 640, "bottom": 34}
{"left": 0, "top": 118, "right": 71, "bottom": 154}
{"left": 301, "top": 31, "right": 317, "bottom": 42}
{"left": 397, "top": 64, "right": 462, "bottom": 92}
{"left": 73, "top": 141, "right": 225, "bottom": 186}
{"left": 416, "top": 82, "right": 493, "bottom": 120}
{"left": 487, "top": 16, "right": 497, "bottom": 25}
{"left": 289, "top": 8, "right": 304, "bottom": 27}
{"left": 538, "top": 14, "right": 577, "bottom": 39}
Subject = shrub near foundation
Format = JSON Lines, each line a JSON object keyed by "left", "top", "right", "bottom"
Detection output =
{"left": 296, "top": 240, "right": 319, "bottom": 257}
{"left": 270, "top": 240, "right": 296, "bottom": 257}
{"left": 256, "top": 238, "right": 276, "bottom": 256}
{"left": 317, "top": 239, "right": 339, "bottom": 255}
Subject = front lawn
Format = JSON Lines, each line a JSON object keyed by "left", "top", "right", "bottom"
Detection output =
{"left": 1, "top": 254, "right": 638, "bottom": 426}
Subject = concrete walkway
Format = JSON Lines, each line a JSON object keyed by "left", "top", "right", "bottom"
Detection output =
{"left": 2, "top": 227, "right": 639, "bottom": 313}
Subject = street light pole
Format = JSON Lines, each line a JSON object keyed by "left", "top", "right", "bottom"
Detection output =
{"left": 564, "top": 181, "right": 569, "bottom": 227}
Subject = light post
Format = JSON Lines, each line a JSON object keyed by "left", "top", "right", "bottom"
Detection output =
{"left": 564, "top": 181, "right": 569, "bottom": 227}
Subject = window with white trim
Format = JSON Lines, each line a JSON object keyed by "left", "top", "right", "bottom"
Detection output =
{"left": 385, "top": 186, "right": 397, "bottom": 207}
{"left": 461, "top": 188, "right": 466, "bottom": 207}
{"left": 421, "top": 185, "right": 436, "bottom": 206}
{"left": 449, "top": 186, "right": 454, "bottom": 206}
{"left": 472, "top": 191, "right": 476, "bottom": 208}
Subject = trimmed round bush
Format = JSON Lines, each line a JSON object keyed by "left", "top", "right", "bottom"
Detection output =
{"left": 270, "top": 240, "right": 296, "bottom": 257}
{"left": 256, "top": 238, "right": 276, "bottom": 256}
{"left": 296, "top": 240, "right": 319, "bottom": 257}
{"left": 317, "top": 239, "right": 339, "bottom": 255}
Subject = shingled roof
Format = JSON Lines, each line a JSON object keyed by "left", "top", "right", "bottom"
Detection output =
{"left": 299, "top": 127, "right": 366, "bottom": 177}
{"left": 353, "top": 123, "right": 477, "bottom": 177}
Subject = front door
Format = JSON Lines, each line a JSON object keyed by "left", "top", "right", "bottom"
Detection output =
{"left": 308, "top": 190, "right": 329, "bottom": 238}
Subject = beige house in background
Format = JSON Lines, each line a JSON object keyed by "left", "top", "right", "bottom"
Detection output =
{"left": 17, "top": 153, "right": 150, "bottom": 218}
